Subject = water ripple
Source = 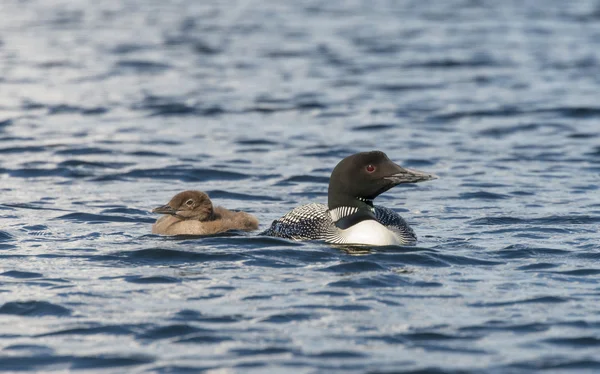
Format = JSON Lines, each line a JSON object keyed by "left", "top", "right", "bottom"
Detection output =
{"left": 136, "top": 324, "right": 215, "bottom": 340}
{"left": 328, "top": 274, "right": 442, "bottom": 288}
{"left": 207, "top": 189, "right": 282, "bottom": 201}
{"left": 548, "top": 269, "right": 600, "bottom": 276}
{"left": 469, "top": 215, "right": 600, "bottom": 225}
{"left": 260, "top": 313, "right": 316, "bottom": 324}
{"left": 459, "top": 191, "right": 510, "bottom": 200}
{"left": 544, "top": 336, "right": 600, "bottom": 347}
{"left": 172, "top": 309, "right": 247, "bottom": 324}
{"left": 133, "top": 95, "right": 224, "bottom": 117}
{"left": 507, "top": 358, "right": 600, "bottom": 371}
{"left": 0, "top": 301, "right": 72, "bottom": 317}
{"left": 56, "top": 212, "right": 153, "bottom": 224}
{"left": 113, "top": 167, "right": 250, "bottom": 182}
{"left": 1, "top": 270, "right": 43, "bottom": 279}
{"left": 123, "top": 275, "right": 181, "bottom": 284}
{"left": 47, "top": 104, "right": 108, "bottom": 116}
{"left": 0, "top": 231, "right": 14, "bottom": 241}
{"left": 469, "top": 296, "right": 571, "bottom": 308}
{"left": 0, "top": 355, "right": 154, "bottom": 371}
{"left": 36, "top": 324, "right": 142, "bottom": 337}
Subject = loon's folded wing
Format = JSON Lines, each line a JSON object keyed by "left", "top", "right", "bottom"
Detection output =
{"left": 373, "top": 205, "right": 417, "bottom": 244}
{"left": 261, "top": 203, "right": 330, "bottom": 240}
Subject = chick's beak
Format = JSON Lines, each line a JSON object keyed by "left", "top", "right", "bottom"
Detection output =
{"left": 152, "top": 204, "right": 177, "bottom": 215}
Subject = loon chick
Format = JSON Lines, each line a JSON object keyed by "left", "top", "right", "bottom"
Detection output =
{"left": 152, "top": 190, "right": 259, "bottom": 236}
{"left": 261, "top": 151, "right": 437, "bottom": 246}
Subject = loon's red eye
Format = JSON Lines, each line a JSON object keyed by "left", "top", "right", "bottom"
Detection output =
{"left": 366, "top": 164, "right": 376, "bottom": 173}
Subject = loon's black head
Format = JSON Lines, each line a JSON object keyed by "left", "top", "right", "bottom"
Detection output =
{"left": 327, "top": 151, "right": 437, "bottom": 210}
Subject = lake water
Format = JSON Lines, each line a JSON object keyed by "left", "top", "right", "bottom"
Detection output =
{"left": 1, "top": 0, "right": 600, "bottom": 372}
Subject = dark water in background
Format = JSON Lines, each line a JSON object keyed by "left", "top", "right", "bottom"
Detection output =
{"left": 1, "top": 0, "right": 600, "bottom": 372}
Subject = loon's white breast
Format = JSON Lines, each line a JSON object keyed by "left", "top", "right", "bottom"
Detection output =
{"left": 333, "top": 219, "right": 402, "bottom": 246}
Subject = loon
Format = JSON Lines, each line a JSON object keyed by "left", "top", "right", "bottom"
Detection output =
{"left": 152, "top": 190, "right": 259, "bottom": 236}
{"left": 261, "top": 151, "right": 437, "bottom": 246}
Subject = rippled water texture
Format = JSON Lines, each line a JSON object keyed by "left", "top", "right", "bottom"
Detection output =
{"left": 1, "top": 0, "right": 600, "bottom": 372}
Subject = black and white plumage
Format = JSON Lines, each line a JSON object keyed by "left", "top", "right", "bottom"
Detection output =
{"left": 261, "top": 203, "right": 417, "bottom": 245}
{"left": 261, "top": 151, "right": 437, "bottom": 246}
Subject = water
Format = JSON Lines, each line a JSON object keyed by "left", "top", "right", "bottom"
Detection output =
{"left": 1, "top": 0, "right": 600, "bottom": 372}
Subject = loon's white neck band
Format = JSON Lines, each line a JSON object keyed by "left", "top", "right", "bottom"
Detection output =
{"left": 356, "top": 197, "right": 373, "bottom": 204}
{"left": 328, "top": 206, "right": 359, "bottom": 222}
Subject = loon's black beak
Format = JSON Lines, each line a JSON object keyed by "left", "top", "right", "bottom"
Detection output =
{"left": 152, "top": 204, "right": 177, "bottom": 215}
{"left": 384, "top": 166, "right": 438, "bottom": 185}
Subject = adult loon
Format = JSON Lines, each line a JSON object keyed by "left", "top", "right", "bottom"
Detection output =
{"left": 152, "top": 190, "right": 259, "bottom": 235}
{"left": 261, "top": 151, "right": 437, "bottom": 246}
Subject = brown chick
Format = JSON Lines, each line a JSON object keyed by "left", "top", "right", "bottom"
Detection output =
{"left": 151, "top": 190, "right": 259, "bottom": 236}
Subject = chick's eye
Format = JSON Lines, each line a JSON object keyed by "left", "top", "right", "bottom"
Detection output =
{"left": 185, "top": 199, "right": 194, "bottom": 206}
{"left": 366, "top": 164, "right": 376, "bottom": 173}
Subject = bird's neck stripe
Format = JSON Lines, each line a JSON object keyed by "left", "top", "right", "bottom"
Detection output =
{"left": 356, "top": 197, "right": 375, "bottom": 209}
{"left": 328, "top": 206, "right": 359, "bottom": 222}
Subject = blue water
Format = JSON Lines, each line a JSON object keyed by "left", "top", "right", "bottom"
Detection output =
{"left": 1, "top": 0, "right": 600, "bottom": 372}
